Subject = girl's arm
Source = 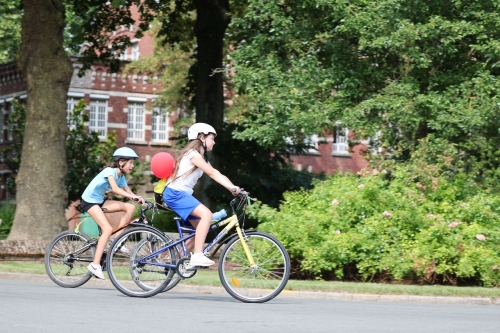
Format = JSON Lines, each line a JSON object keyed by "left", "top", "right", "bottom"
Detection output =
{"left": 107, "top": 176, "right": 145, "bottom": 204}
{"left": 191, "top": 154, "right": 241, "bottom": 195}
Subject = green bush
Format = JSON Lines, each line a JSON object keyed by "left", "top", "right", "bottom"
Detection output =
{"left": 251, "top": 169, "right": 500, "bottom": 286}
{"left": 0, "top": 202, "right": 16, "bottom": 239}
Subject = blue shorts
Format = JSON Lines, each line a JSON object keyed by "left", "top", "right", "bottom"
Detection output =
{"left": 163, "top": 188, "right": 201, "bottom": 222}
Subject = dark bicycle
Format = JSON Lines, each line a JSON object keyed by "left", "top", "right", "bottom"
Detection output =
{"left": 44, "top": 200, "right": 172, "bottom": 288}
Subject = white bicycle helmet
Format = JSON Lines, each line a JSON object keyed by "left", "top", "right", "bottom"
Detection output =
{"left": 113, "top": 147, "right": 139, "bottom": 160}
{"left": 187, "top": 123, "right": 217, "bottom": 140}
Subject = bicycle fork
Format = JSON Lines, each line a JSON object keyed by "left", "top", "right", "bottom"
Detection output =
{"left": 235, "top": 225, "right": 256, "bottom": 267}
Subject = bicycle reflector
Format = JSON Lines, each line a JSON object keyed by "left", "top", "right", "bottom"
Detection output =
{"left": 231, "top": 277, "right": 240, "bottom": 287}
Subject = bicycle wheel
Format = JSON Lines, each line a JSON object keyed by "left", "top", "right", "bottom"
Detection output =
{"left": 44, "top": 230, "right": 95, "bottom": 288}
{"left": 161, "top": 241, "right": 183, "bottom": 292}
{"left": 130, "top": 235, "right": 181, "bottom": 292}
{"left": 219, "top": 231, "right": 291, "bottom": 303}
{"left": 106, "top": 227, "right": 175, "bottom": 297}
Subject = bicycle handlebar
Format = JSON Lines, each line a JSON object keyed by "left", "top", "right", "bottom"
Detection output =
{"left": 131, "top": 197, "right": 155, "bottom": 210}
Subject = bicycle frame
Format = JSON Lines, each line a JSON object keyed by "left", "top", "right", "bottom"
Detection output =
{"left": 68, "top": 203, "right": 157, "bottom": 265}
{"left": 137, "top": 212, "right": 256, "bottom": 269}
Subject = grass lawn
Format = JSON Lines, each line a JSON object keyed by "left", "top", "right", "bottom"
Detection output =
{"left": 1, "top": 261, "right": 499, "bottom": 298}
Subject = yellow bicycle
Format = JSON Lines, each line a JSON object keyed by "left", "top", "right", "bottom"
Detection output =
{"left": 105, "top": 190, "right": 291, "bottom": 303}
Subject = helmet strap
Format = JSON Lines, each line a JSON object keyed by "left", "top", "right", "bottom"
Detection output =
{"left": 196, "top": 138, "right": 208, "bottom": 162}
{"left": 117, "top": 159, "right": 129, "bottom": 175}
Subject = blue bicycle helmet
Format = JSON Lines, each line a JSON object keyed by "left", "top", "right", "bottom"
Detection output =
{"left": 113, "top": 147, "right": 139, "bottom": 161}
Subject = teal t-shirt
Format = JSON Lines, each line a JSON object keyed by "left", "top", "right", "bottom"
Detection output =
{"left": 81, "top": 167, "right": 127, "bottom": 203}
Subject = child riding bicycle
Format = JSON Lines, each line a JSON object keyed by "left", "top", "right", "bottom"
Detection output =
{"left": 81, "top": 147, "right": 145, "bottom": 280}
{"left": 159, "top": 123, "right": 241, "bottom": 267}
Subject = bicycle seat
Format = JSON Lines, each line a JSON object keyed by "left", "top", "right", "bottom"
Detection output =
{"left": 175, "top": 214, "right": 194, "bottom": 228}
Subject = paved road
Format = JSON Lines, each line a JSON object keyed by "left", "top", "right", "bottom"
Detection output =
{"left": 1, "top": 279, "right": 499, "bottom": 333}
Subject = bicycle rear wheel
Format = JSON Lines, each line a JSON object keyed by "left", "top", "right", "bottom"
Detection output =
{"left": 106, "top": 227, "right": 175, "bottom": 297}
{"left": 44, "top": 230, "right": 95, "bottom": 288}
{"left": 219, "top": 231, "right": 291, "bottom": 303}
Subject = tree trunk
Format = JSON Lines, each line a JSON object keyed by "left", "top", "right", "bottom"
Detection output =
{"left": 192, "top": 0, "right": 230, "bottom": 209}
{"left": 9, "top": 0, "right": 73, "bottom": 240}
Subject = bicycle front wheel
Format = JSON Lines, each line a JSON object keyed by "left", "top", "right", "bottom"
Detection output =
{"left": 106, "top": 227, "right": 175, "bottom": 298}
{"left": 219, "top": 231, "right": 291, "bottom": 303}
{"left": 44, "top": 230, "right": 95, "bottom": 288}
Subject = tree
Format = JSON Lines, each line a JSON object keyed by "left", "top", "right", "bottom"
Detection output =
{"left": 8, "top": 0, "right": 148, "bottom": 240}
{"left": 9, "top": 0, "right": 74, "bottom": 240}
{"left": 2, "top": 100, "right": 117, "bottom": 206}
{"left": 230, "top": 0, "right": 500, "bottom": 182}
{"left": 7, "top": 0, "right": 235, "bottom": 238}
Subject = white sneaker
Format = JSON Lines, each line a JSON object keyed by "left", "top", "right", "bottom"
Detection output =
{"left": 189, "top": 252, "right": 215, "bottom": 267}
{"left": 116, "top": 244, "right": 130, "bottom": 255}
{"left": 87, "top": 263, "right": 105, "bottom": 280}
{"left": 109, "top": 239, "right": 130, "bottom": 255}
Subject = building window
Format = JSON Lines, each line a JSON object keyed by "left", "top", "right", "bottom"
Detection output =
{"left": 333, "top": 127, "right": 349, "bottom": 155}
{"left": 151, "top": 108, "right": 169, "bottom": 143}
{"left": 131, "top": 42, "right": 139, "bottom": 61}
{"left": 127, "top": 102, "right": 145, "bottom": 141}
{"left": 304, "top": 134, "right": 319, "bottom": 154}
{"left": 7, "top": 102, "right": 13, "bottom": 141}
{"left": 66, "top": 97, "right": 80, "bottom": 129}
{"left": 119, "top": 49, "right": 127, "bottom": 61}
{"left": 3, "top": 101, "right": 14, "bottom": 142}
{"left": 0, "top": 103, "right": 3, "bottom": 143}
{"left": 89, "top": 99, "right": 108, "bottom": 139}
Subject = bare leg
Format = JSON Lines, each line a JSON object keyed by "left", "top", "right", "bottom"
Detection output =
{"left": 189, "top": 204, "right": 212, "bottom": 253}
{"left": 102, "top": 200, "right": 135, "bottom": 238}
{"left": 87, "top": 206, "right": 113, "bottom": 265}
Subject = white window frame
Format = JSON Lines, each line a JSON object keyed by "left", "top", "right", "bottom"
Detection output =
{"left": 6, "top": 100, "right": 13, "bottom": 142}
{"left": 304, "top": 134, "right": 320, "bottom": 154}
{"left": 151, "top": 108, "right": 169, "bottom": 143}
{"left": 332, "top": 127, "right": 349, "bottom": 155}
{"left": 89, "top": 99, "right": 108, "bottom": 139}
{"left": 0, "top": 101, "right": 4, "bottom": 143}
{"left": 127, "top": 101, "right": 145, "bottom": 141}
{"left": 131, "top": 42, "right": 140, "bottom": 61}
{"left": 119, "top": 48, "right": 128, "bottom": 60}
{"left": 66, "top": 97, "right": 80, "bottom": 129}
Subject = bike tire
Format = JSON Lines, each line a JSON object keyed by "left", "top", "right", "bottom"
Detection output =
{"left": 106, "top": 227, "right": 175, "bottom": 298}
{"left": 130, "top": 234, "right": 182, "bottom": 292}
{"left": 161, "top": 242, "right": 183, "bottom": 292}
{"left": 218, "top": 231, "right": 291, "bottom": 303}
{"left": 44, "top": 230, "right": 95, "bottom": 288}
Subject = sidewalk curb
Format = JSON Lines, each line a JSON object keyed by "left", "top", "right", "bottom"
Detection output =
{"left": 1, "top": 272, "right": 498, "bottom": 305}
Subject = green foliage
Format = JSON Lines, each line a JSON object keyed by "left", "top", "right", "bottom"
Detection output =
{"left": 0, "top": 202, "right": 15, "bottom": 238}
{"left": 66, "top": 100, "right": 118, "bottom": 204}
{"left": 252, "top": 146, "right": 500, "bottom": 286}
{"left": 0, "top": 0, "right": 21, "bottom": 63}
{"left": 207, "top": 123, "right": 323, "bottom": 212}
{"left": 1, "top": 100, "right": 25, "bottom": 193}
{"left": 231, "top": 0, "right": 500, "bottom": 172}
{"left": 3, "top": 99, "right": 118, "bottom": 207}
{"left": 124, "top": 21, "right": 195, "bottom": 116}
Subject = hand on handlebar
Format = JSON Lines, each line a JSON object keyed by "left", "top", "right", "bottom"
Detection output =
{"left": 131, "top": 196, "right": 146, "bottom": 206}
{"left": 231, "top": 186, "right": 242, "bottom": 196}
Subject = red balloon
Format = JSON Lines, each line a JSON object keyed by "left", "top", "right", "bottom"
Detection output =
{"left": 151, "top": 152, "right": 175, "bottom": 178}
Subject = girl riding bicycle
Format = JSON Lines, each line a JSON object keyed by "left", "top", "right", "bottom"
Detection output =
{"left": 162, "top": 123, "right": 241, "bottom": 267}
{"left": 81, "top": 147, "right": 145, "bottom": 280}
